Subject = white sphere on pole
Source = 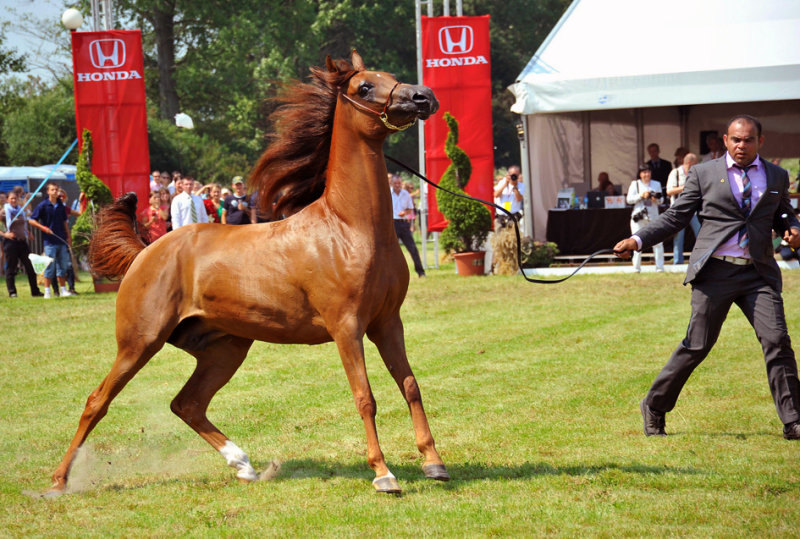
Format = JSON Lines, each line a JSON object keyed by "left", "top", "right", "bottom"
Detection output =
{"left": 61, "top": 8, "right": 83, "bottom": 31}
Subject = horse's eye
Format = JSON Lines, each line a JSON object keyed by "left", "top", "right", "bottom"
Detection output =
{"left": 358, "top": 83, "right": 372, "bottom": 98}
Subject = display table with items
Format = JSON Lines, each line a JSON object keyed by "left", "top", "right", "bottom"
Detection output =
{"left": 546, "top": 206, "right": 694, "bottom": 256}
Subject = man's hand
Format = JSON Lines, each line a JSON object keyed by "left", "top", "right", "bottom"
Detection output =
{"left": 613, "top": 238, "right": 638, "bottom": 259}
{"left": 784, "top": 227, "right": 800, "bottom": 250}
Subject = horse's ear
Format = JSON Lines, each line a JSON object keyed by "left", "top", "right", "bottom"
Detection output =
{"left": 325, "top": 55, "right": 337, "bottom": 73}
{"left": 351, "top": 50, "right": 365, "bottom": 71}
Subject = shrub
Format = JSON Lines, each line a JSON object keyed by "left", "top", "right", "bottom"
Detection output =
{"left": 72, "top": 129, "right": 112, "bottom": 261}
{"left": 435, "top": 112, "right": 492, "bottom": 253}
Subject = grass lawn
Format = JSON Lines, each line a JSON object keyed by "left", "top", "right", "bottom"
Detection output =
{"left": 2, "top": 264, "right": 800, "bottom": 536}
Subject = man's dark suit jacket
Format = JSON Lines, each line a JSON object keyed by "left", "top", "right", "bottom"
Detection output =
{"left": 637, "top": 156, "right": 799, "bottom": 292}
{"left": 648, "top": 158, "right": 673, "bottom": 186}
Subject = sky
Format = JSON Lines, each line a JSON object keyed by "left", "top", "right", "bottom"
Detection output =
{"left": 0, "top": 0, "right": 75, "bottom": 81}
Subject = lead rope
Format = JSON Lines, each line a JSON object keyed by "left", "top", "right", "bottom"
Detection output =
{"left": 385, "top": 155, "right": 614, "bottom": 284}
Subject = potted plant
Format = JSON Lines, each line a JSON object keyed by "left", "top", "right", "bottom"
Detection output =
{"left": 435, "top": 112, "right": 492, "bottom": 275}
{"left": 72, "top": 129, "right": 116, "bottom": 292}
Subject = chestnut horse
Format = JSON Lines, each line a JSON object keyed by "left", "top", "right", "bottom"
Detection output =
{"left": 48, "top": 51, "right": 447, "bottom": 495}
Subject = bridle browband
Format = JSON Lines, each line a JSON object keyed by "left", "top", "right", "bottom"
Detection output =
{"left": 338, "top": 80, "right": 417, "bottom": 132}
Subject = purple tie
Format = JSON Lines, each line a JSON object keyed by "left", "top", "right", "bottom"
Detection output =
{"left": 737, "top": 165, "right": 753, "bottom": 248}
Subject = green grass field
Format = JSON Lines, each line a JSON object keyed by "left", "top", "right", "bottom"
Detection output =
{"left": 2, "top": 263, "right": 800, "bottom": 536}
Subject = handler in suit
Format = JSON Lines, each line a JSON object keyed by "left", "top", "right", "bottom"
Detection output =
{"left": 615, "top": 115, "right": 800, "bottom": 440}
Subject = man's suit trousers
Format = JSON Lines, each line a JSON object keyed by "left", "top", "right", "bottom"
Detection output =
{"left": 646, "top": 258, "right": 800, "bottom": 425}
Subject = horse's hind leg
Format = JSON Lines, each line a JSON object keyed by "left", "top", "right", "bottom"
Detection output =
{"left": 368, "top": 316, "right": 449, "bottom": 481}
{"left": 48, "top": 339, "right": 164, "bottom": 495}
{"left": 170, "top": 335, "right": 257, "bottom": 482}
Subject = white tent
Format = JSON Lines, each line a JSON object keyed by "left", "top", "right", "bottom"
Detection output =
{"left": 509, "top": 0, "right": 800, "bottom": 242}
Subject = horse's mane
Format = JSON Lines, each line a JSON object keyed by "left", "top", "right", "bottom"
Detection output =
{"left": 250, "top": 58, "right": 359, "bottom": 217}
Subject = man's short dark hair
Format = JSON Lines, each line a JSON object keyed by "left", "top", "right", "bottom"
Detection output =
{"left": 647, "top": 143, "right": 659, "bottom": 152}
{"left": 727, "top": 114, "right": 762, "bottom": 137}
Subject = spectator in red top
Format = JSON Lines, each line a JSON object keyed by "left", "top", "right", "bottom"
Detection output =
{"left": 142, "top": 191, "right": 168, "bottom": 242}
{"left": 197, "top": 183, "right": 224, "bottom": 223}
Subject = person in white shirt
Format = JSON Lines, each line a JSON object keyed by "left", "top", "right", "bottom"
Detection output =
{"left": 171, "top": 177, "right": 208, "bottom": 229}
{"left": 493, "top": 165, "right": 524, "bottom": 230}
{"left": 665, "top": 153, "right": 701, "bottom": 264}
{"left": 627, "top": 165, "right": 664, "bottom": 272}
{"left": 390, "top": 174, "right": 425, "bottom": 277}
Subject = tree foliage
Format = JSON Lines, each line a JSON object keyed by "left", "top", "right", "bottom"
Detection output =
{"left": 0, "top": 26, "right": 26, "bottom": 75}
{"left": 0, "top": 26, "right": 28, "bottom": 163}
{"left": 1, "top": 80, "right": 77, "bottom": 165}
{"left": 4, "top": 1, "right": 569, "bottom": 174}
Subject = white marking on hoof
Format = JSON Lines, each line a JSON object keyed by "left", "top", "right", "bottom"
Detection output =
{"left": 372, "top": 471, "right": 396, "bottom": 485}
{"left": 219, "top": 440, "right": 258, "bottom": 482}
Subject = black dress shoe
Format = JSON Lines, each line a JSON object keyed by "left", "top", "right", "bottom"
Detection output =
{"left": 640, "top": 399, "right": 666, "bottom": 437}
{"left": 31, "top": 291, "right": 44, "bottom": 297}
{"left": 783, "top": 421, "right": 800, "bottom": 440}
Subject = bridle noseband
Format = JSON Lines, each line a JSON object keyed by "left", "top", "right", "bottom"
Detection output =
{"left": 338, "top": 81, "right": 417, "bottom": 132}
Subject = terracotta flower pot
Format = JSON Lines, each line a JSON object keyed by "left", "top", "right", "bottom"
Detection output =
{"left": 453, "top": 251, "right": 486, "bottom": 276}
{"left": 93, "top": 279, "right": 121, "bottom": 293}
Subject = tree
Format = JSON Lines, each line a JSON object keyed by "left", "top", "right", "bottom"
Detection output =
{"left": 0, "top": 26, "right": 28, "bottom": 163}
{"left": 0, "top": 26, "right": 27, "bottom": 75}
{"left": 4, "top": 1, "right": 569, "bottom": 174}
{"left": 1, "top": 79, "right": 77, "bottom": 165}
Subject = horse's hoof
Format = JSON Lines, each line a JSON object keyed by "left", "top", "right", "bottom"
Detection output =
{"left": 422, "top": 463, "right": 450, "bottom": 481}
{"left": 372, "top": 474, "right": 402, "bottom": 495}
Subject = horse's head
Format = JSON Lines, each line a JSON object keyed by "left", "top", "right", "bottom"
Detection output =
{"left": 329, "top": 50, "right": 439, "bottom": 133}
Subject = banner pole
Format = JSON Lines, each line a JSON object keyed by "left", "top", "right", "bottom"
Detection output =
{"left": 416, "top": 0, "right": 428, "bottom": 269}
{"left": 7, "top": 138, "right": 79, "bottom": 226}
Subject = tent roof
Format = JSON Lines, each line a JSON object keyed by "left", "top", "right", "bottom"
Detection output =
{"left": 0, "top": 166, "right": 68, "bottom": 181}
{"left": 509, "top": 0, "right": 800, "bottom": 114}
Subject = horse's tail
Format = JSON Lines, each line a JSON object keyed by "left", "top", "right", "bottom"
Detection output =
{"left": 88, "top": 192, "right": 147, "bottom": 280}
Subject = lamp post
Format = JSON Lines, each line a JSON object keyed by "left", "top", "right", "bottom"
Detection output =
{"left": 61, "top": 8, "right": 83, "bottom": 31}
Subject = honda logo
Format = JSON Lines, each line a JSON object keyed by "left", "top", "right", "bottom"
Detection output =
{"left": 89, "top": 39, "right": 126, "bottom": 69}
{"left": 438, "top": 26, "right": 473, "bottom": 55}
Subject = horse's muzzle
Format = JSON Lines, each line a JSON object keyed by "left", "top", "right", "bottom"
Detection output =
{"left": 411, "top": 85, "right": 439, "bottom": 119}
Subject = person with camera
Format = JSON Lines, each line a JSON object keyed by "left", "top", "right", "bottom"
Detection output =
{"left": 493, "top": 166, "right": 524, "bottom": 230}
{"left": 626, "top": 165, "right": 665, "bottom": 272}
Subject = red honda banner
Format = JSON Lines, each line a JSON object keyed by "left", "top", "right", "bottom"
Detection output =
{"left": 71, "top": 30, "right": 150, "bottom": 212}
{"left": 421, "top": 15, "right": 494, "bottom": 232}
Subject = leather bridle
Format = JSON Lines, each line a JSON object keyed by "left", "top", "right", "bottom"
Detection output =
{"left": 338, "top": 81, "right": 417, "bottom": 132}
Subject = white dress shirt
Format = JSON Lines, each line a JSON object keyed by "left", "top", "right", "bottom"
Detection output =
{"left": 171, "top": 192, "right": 209, "bottom": 229}
{"left": 391, "top": 188, "right": 414, "bottom": 219}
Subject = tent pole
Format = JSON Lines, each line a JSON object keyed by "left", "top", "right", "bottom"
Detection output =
{"left": 635, "top": 108, "right": 644, "bottom": 166}
{"left": 519, "top": 116, "right": 534, "bottom": 238}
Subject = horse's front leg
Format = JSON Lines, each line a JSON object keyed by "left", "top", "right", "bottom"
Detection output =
{"left": 333, "top": 331, "right": 400, "bottom": 494}
{"left": 368, "top": 315, "right": 449, "bottom": 482}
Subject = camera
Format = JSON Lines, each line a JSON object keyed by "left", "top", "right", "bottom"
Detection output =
{"left": 651, "top": 191, "right": 662, "bottom": 200}
{"left": 632, "top": 208, "right": 649, "bottom": 222}
{"left": 510, "top": 174, "right": 518, "bottom": 181}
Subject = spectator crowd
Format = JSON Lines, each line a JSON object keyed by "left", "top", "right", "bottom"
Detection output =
{"left": 0, "top": 170, "right": 274, "bottom": 298}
